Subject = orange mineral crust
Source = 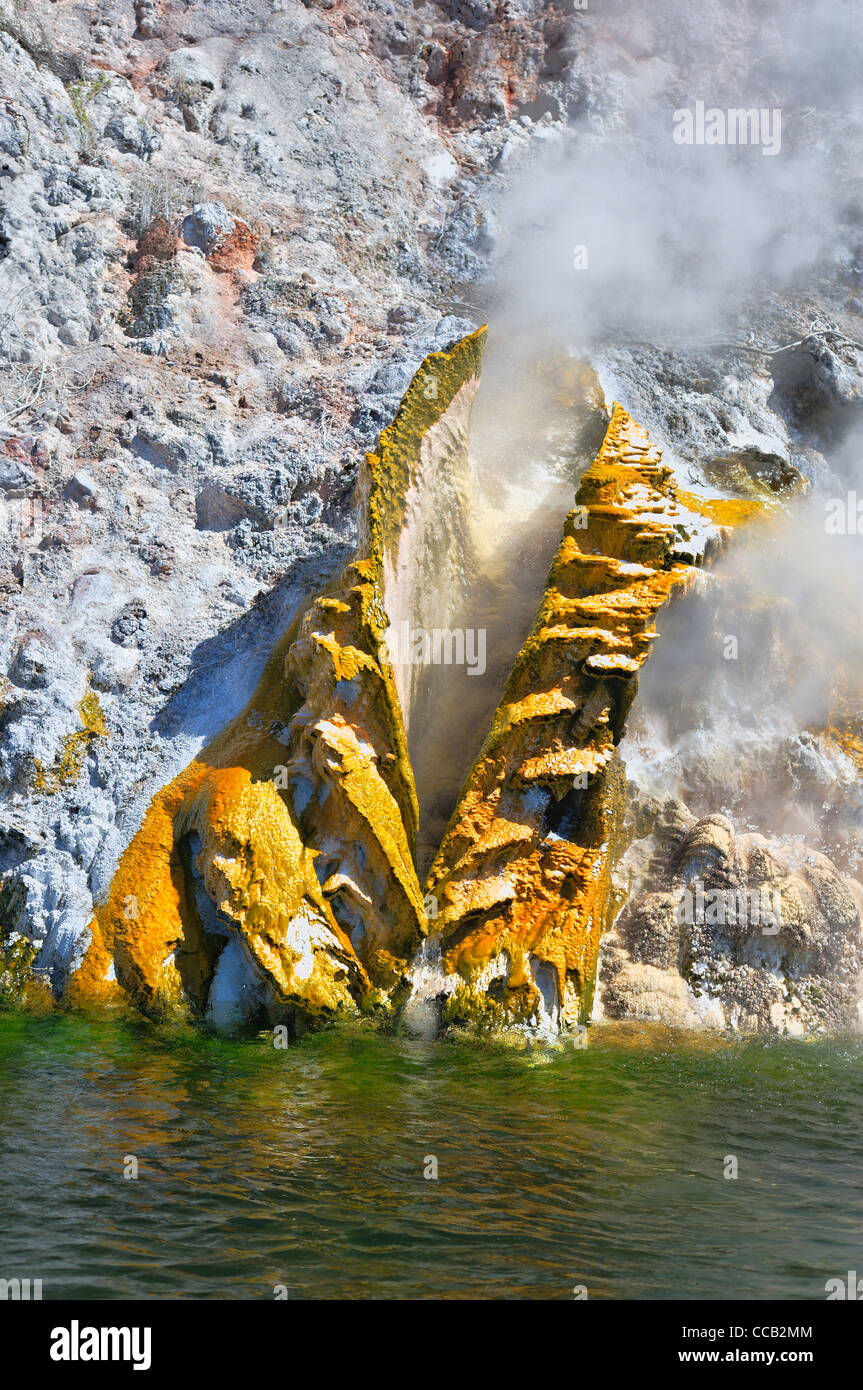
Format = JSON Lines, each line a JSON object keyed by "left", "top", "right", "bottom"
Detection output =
{"left": 65, "top": 331, "right": 489, "bottom": 1025}
{"left": 60, "top": 360, "right": 757, "bottom": 1038}
{"left": 426, "top": 404, "right": 745, "bottom": 1032}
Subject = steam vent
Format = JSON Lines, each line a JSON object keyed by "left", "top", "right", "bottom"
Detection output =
{"left": 3, "top": 327, "right": 762, "bottom": 1039}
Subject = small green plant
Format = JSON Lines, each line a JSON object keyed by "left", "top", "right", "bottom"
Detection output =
{"left": 67, "top": 71, "right": 111, "bottom": 150}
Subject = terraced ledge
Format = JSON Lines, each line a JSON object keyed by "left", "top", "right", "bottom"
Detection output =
{"left": 425, "top": 404, "right": 746, "bottom": 1035}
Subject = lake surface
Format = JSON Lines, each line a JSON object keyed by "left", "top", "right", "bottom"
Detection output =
{"left": 0, "top": 1013, "right": 860, "bottom": 1300}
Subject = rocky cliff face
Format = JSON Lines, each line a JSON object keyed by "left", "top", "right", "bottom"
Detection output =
{"left": 599, "top": 514, "right": 863, "bottom": 1036}
{"left": 2, "top": 0, "right": 863, "bottom": 1038}
{"left": 0, "top": 0, "right": 509, "bottom": 1008}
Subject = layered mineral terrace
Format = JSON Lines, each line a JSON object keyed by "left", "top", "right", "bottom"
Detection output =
{"left": 3, "top": 330, "right": 761, "bottom": 1035}
{"left": 425, "top": 403, "right": 742, "bottom": 1033}
{"left": 55, "top": 330, "right": 488, "bottom": 1031}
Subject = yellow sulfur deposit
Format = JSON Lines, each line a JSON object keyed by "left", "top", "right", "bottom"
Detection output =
{"left": 33, "top": 685, "right": 108, "bottom": 793}
{"left": 68, "top": 330, "right": 488, "bottom": 1024}
{"left": 64, "top": 353, "right": 764, "bottom": 1038}
{"left": 426, "top": 404, "right": 749, "bottom": 1032}
{"left": 676, "top": 489, "right": 770, "bottom": 531}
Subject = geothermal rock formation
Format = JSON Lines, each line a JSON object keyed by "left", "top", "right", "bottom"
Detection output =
{"left": 599, "top": 805, "right": 863, "bottom": 1035}
{"left": 62, "top": 332, "right": 486, "bottom": 1029}
{"left": 2, "top": 0, "right": 863, "bottom": 1038}
{"left": 426, "top": 403, "right": 733, "bottom": 1032}
{"left": 5, "top": 326, "right": 770, "bottom": 1035}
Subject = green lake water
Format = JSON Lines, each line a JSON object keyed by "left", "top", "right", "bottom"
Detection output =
{"left": 0, "top": 1014, "right": 860, "bottom": 1300}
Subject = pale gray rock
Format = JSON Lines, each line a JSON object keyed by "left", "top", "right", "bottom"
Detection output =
{"left": 1, "top": 848, "right": 93, "bottom": 986}
{"left": 181, "top": 202, "right": 238, "bottom": 254}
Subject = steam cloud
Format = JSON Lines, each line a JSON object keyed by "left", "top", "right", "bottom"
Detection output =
{"left": 479, "top": 0, "right": 863, "bottom": 352}
{"left": 455, "top": 0, "right": 863, "bottom": 867}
